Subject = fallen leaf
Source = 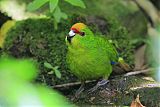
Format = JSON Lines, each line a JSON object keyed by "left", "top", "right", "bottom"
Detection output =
{"left": 130, "top": 94, "right": 145, "bottom": 107}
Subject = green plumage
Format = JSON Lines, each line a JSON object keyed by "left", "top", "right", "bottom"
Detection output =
{"left": 66, "top": 27, "right": 118, "bottom": 81}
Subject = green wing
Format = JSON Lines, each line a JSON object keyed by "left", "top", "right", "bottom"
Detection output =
{"left": 78, "top": 28, "right": 118, "bottom": 62}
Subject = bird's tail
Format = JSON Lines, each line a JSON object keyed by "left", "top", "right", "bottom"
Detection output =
{"left": 118, "top": 57, "right": 131, "bottom": 71}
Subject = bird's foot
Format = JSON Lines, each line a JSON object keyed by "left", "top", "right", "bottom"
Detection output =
{"left": 72, "top": 82, "right": 85, "bottom": 100}
{"left": 71, "top": 83, "right": 85, "bottom": 101}
{"left": 75, "top": 84, "right": 84, "bottom": 98}
{"left": 88, "top": 79, "right": 109, "bottom": 93}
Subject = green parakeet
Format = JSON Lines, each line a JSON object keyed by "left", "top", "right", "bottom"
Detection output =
{"left": 65, "top": 23, "right": 130, "bottom": 96}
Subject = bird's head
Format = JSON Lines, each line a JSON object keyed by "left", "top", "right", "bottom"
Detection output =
{"left": 66, "top": 23, "right": 87, "bottom": 43}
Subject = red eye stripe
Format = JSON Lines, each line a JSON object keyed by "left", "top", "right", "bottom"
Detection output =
{"left": 71, "top": 28, "right": 85, "bottom": 36}
{"left": 71, "top": 28, "right": 80, "bottom": 33}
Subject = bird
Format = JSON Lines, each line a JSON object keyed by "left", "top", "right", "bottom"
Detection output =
{"left": 65, "top": 23, "right": 130, "bottom": 97}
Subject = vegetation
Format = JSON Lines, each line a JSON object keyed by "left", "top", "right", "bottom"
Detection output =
{"left": 0, "top": 0, "right": 160, "bottom": 106}
{"left": 27, "top": 0, "right": 85, "bottom": 29}
{"left": 0, "top": 57, "right": 72, "bottom": 107}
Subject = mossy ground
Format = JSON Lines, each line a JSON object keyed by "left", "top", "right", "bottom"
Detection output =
{"left": 73, "top": 75, "right": 160, "bottom": 107}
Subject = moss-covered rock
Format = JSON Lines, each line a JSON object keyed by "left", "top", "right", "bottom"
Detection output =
{"left": 2, "top": 18, "right": 77, "bottom": 86}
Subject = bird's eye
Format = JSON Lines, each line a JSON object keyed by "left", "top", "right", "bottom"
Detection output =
{"left": 81, "top": 32, "right": 85, "bottom": 36}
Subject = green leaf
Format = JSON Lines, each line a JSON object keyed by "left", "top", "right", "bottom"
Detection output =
{"left": 53, "top": 6, "right": 68, "bottom": 23}
{"left": 54, "top": 66, "right": 61, "bottom": 78}
{"left": 53, "top": 6, "right": 67, "bottom": 29}
{"left": 53, "top": 66, "right": 59, "bottom": 70}
{"left": 48, "top": 70, "right": 54, "bottom": 74}
{"left": 61, "top": 12, "right": 68, "bottom": 19}
{"left": 44, "top": 62, "right": 53, "bottom": 69}
{"left": 49, "top": 0, "right": 59, "bottom": 12}
{"left": 27, "top": 0, "right": 49, "bottom": 11}
{"left": 64, "top": 0, "right": 86, "bottom": 8}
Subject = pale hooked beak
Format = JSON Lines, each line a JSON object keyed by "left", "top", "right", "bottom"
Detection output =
{"left": 67, "top": 30, "right": 75, "bottom": 43}
{"left": 68, "top": 30, "right": 76, "bottom": 37}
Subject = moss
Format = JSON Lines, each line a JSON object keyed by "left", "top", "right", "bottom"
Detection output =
{"left": 2, "top": 18, "right": 77, "bottom": 86}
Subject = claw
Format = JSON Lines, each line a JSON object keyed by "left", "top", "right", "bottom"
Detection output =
{"left": 88, "top": 79, "right": 109, "bottom": 93}
{"left": 75, "top": 84, "right": 84, "bottom": 98}
{"left": 72, "top": 81, "right": 85, "bottom": 100}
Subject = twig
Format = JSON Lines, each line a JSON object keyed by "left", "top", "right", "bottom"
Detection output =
{"left": 52, "top": 68, "right": 154, "bottom": 88}
{"left": 124, "top": 68, "right": 153, "bottom": 76}
{"left": 52, "top": 80, "right": 97, "bottom": 88}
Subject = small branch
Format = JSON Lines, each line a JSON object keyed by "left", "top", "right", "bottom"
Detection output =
{"left": 52, "top": 80, "right": 97, "bottom": 88}
{"left": 52, "top": 68, "right": 154, "bottom": 88}
{"left": 124, "top": 68, "right": 153, "bottom": 76}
